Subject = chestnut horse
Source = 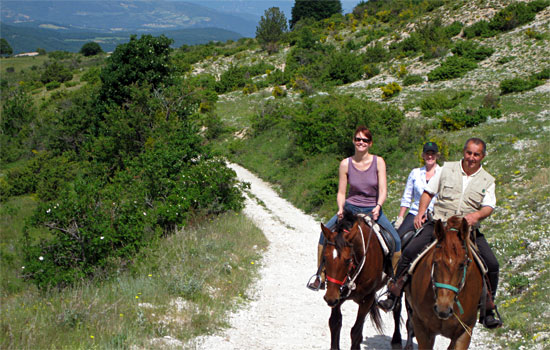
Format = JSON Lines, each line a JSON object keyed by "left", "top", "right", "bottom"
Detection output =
{"left": 404, "top": 216, "right": 483, "bottom": 350}
{"left": 321, "top": 211, "right": 399, "bottom": 350}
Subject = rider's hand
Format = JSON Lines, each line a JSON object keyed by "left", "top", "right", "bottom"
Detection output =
{"left": 464, "top": 212, "right": 479, "bottom": 227}
{"left": 414, "top": 213, "right": 425, "bottom": 229}
{"left": 337, "top": 210, "right": 344, "bottom": 220}
{"left": 372, "top": 206, "right": 380, "bottom": 220}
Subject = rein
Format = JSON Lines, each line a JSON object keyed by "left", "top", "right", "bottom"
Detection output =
{"left": 431, "top": 227, "right": 471, "bottom": 315}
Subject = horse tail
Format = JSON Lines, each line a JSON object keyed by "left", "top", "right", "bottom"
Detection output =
{"left": 369, "top": 300, "right": 384, "bottom": 333}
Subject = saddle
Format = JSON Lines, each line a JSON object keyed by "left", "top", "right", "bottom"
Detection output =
{"left": 358, "top": 214, "right": 396, "bottom": 257}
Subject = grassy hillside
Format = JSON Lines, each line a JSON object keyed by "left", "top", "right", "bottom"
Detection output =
{"left": 1, "top": 0, "right": 549, "bottom": 349}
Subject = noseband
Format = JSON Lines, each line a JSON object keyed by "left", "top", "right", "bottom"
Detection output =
{"left": 325, "top": 224, "right": 372, "bottom": 299}
{"left": 431, "top": 227, "right": 471, "bottom": 315}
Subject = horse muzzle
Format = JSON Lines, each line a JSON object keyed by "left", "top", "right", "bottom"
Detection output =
{"left": 433, "top": 304, "right": 452, "bottom": 320}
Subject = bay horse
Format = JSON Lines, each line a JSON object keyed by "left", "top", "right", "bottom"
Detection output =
{"left": 404, "top": 216, "right": 483, "bottom": 350}
{"left": 321, "top": 211, "right": 400, "bottom": 349}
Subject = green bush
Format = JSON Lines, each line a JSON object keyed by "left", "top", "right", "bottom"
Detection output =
{"left": 380, "top": 82, "right": 402, "bottom": 99}
{"left": 45, "top": 81, "right": 61, "bottom": 90}
{"left": 427, "top": 56, "right": 477, "bottom": 81}
{"left": 463, "top": 20, "right": 496, "bottom": 38}
{"left": 24, "top": 129, "right": 246, "bottom": 288}
{"left": 364, "top": 43, "right": 390, "bottom": 63}
{"left": 41, "top": 61, "right": 72, "bottom": 84}
{"left": 500, "top": 68, "right": 549, "bottom": 94}
{"left": 464, "top": 1, "right": 548, "bottom": 38}
{"left": 451, "top": 40, "right": 494, "bottom": 61}
{"left": 321, "top": 50, "right": 365, "bottom": 85}
{"left": 79, "top": 42, "right": 103, "bottom": 57}
{"left": 402, "top": 74, "right": 424, "bottom": 86}
{"left": 439, "top": 107, "right": 501, "bottom": 131}
{"left": 215, "top": 62, "right": 275, "bottom": 93}
{"left": 420, "top": 90, "right": 472, "bottom": 113}
{"left": 100, "top": 34, "right": 174, "bottom": 104}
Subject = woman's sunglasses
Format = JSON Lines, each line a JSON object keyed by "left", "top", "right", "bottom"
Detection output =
{"left": 354, "top": 137, "right": 371, "bottom": 143}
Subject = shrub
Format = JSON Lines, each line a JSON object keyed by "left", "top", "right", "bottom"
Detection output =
{"left": 451, "top": 41, "right": 494, "bottom": 61}
{"left": 427, "top": 56, "right": 477, "bottom": 81}
{"left": 23, "top": 129, "right": 246, "bottom": 287}
{"left": 321, "top": 50, "right": 365, "bottom": 85}
{"left": 216, "top": 62, "right": 275, "bottom": 93}
{"left": 380, "top": 82, "right": 402, "bottom": 99}
{"left": 364, "top": 64, "right": 380, "bottom": 79}
{"left": 272, "top": 85, "right": 286, "bottom": 98}
{"left": 41, "top": 61, "right": 73, "bottom": 84}
{"left": 402, "top": 74, "right": 424, "bottom": 86}
{"left": 45, "top": 81, "right": 61, "bottom": 90}
{"left": 445, "top": 21, "right": 463, "bottom": 37}
{"left": 463, "top": 20, "right": 496, "bottom": 38}
{"left": 500, "top": 77, "right": 540, "bottom": 94}
{"left": 497, "top": 56, "right": 515, "bottom": 65}
{"left": 420, "top": 90, "right": 472, "bottom": 112}
{"left": 364, "top": 43, "right": 389, "bottom": 63}
{"left": 79, "top": 42, "right": 103, "bottom": 56}
{"left": 100, "top": 34, "right": 174, "bottom": 104}
{"left": 439, "top": 107, "right": 501, "bottom": 131}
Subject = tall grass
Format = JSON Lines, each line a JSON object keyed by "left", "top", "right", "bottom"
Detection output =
{"left": 0, "top": 211, "right": 268, "bottom": 349}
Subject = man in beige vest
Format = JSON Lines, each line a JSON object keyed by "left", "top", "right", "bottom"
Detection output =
{"left": 379, "top": 138, "right": 502, "bottom": 328}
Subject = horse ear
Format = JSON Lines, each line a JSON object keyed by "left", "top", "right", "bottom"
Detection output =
{"left": 343, "top": 222, "right": 359, "bottom": 242}
{"left": 460, "top": 217, "right": 470, "bottom": 241}
{"left": 434, "top": 219, "right": 445, "bottom": 241}
{"left": 321, "top": 223, "right": 336, "bottom": 242}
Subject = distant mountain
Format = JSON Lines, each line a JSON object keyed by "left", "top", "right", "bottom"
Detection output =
{"left": 0, "top": 0, "right": 259, "bottom": 37}
{"left": 1, "top": 22, "right": 243, "bottom": 54}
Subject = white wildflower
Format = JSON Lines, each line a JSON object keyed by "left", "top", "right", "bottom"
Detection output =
{"left": 39, "top": 256, "right": 44, "bottom": 261}
{"left": 100, "top": 236, "right": 104, "bottom": 240}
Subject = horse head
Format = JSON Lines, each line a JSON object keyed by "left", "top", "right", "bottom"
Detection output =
{"left": 321, "top": 212, "right": 359, "bottom": 307}
{"left": 431, "top": 216, "right": 471, "bottom": 320}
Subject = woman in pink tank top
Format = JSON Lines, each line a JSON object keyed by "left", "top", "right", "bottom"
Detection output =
{"left": 307, "top": 125, "right": 401, "bottom": 291}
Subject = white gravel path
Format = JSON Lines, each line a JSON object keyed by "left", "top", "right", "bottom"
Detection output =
{"left": 189, "top": 163, "right": 495, "bottom": 350}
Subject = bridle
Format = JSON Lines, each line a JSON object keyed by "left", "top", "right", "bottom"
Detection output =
{"left": 430, "top": 227, "right": 471, "bottom": 315}
{"left": 325, "top": 223, "right": 373, "bottom": 299}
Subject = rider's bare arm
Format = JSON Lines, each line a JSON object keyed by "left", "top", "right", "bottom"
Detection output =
{"left": 464, "top": 206, "right": 493, "bottom": 227}
{"left": 414, "top": 191, "right": 434, "bottom": 229}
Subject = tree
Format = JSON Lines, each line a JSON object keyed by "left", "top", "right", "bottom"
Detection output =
{"left": 290, "top": 0, "right": 342, "bottom": 29}
{"left": 80, "top": 42, "right": 103, "bottom": 56}
{"left": 256, "top": 7, "right": 288, "bottom": 47}
{"left": 40, "top": 61, "right": 73, "bottom": 84}
{"left": 99, "top": 34, "right": 173, "bottom": 104}
{"left": 0, "top": 38, "right": 13, "bottom": 56}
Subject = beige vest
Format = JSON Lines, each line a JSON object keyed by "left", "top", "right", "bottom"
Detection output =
{"left": 434, "top": 161, "right": 495, "bottom": 227}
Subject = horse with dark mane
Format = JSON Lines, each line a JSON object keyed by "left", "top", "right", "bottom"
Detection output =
{"left": 403, "top": 216, "right": 483, "bottom": 350}
{"left": 321, "top": 210, "right": 399, "bottom": 349}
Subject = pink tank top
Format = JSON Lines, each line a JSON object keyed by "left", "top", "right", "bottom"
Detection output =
{"left": 346, "top": 156, "right": 378, "bottom": 207}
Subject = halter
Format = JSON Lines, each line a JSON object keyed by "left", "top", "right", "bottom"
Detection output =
{"left": 430, "top": 227, "right": 471, "bottom": 315}
{"left": 325, "top": 224, "right": 373, "bottom": 299}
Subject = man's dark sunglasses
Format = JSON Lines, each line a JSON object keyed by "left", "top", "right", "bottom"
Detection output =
{"left": 354, "top": 137, "right": 371, "bottom": 143}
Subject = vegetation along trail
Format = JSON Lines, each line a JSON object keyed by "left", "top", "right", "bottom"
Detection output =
{"left": 189, "top": 163, "right": 499, "bottom": 349}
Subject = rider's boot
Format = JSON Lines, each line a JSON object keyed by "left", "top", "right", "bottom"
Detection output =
{"left": 483, "top": 271, "right": 502, "bottom": 329}
{"left": 391, "top": 251, "right": 401, "bottom": 275}
{"left": 307, "top": 244, "right": 325, "bottom": 291}
{"left": 378, "top": 255, "right": 410, "bottom": 311}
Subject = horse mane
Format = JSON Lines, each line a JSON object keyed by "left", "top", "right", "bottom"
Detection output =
{"left": 333, "top": 210, "right": 358, "bottom": 250}
{"left": 438, "top": 216, "right": 468, "bottom": 257}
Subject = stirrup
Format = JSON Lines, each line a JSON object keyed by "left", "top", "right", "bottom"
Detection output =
{"left": 377, "top": 290, "right": 397, "bottom": 311}
{"left": 306, "top": 274, "right": 322, "bottom": 291}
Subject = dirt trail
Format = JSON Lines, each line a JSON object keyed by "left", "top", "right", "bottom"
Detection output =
{"left": 189, "top": 163, "right": 495, "bottom": 349}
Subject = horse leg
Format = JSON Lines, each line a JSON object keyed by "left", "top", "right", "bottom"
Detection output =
{"left": 329, "top": 305, "right": 343, "bottom": 350}
{"left": 350, "top": 300, "right": 371, "bottom": 350}
{"left": 404, "top": 299, "right": 415, "bottom": 350}
{"left": 412, "top": 318, "right": 435, "bottom": 350}
{"left": 391, "top": 296, "right": 402, "bottom": 349}
{"left": 451, "top": 327, "right": 473, "bottom": 350}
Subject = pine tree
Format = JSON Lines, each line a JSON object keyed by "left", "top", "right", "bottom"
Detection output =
{"left": 256, "top": 7, "right": 288, "bottom": 45}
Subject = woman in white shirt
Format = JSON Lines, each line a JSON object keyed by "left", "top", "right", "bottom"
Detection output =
{"left": 394, "top": 142, "right": 440, "bottom": 236}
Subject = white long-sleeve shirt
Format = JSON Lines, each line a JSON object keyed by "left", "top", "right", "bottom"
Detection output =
{"left": 400, "top": 165, "right": 441, "bottom": 215}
